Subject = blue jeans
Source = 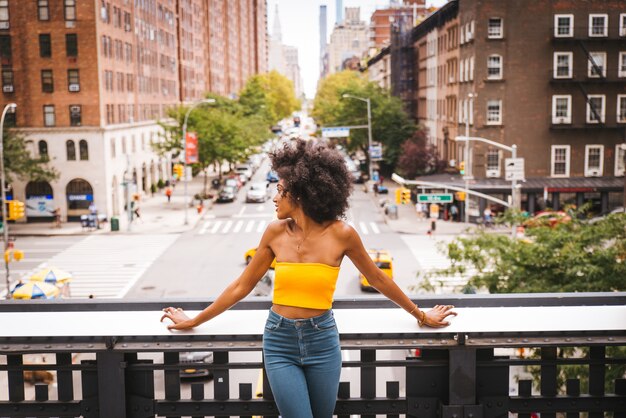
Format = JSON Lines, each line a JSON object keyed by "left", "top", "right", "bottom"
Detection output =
{"left": 263, "top": 309, "right": 342, "bottom": 418}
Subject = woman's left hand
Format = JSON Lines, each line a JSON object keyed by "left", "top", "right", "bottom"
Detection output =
{"left": 160, "top": 307, "right": 195, "bottom": 330}
{"left": 422, "top": 305, "right": 457, "bottom": 327}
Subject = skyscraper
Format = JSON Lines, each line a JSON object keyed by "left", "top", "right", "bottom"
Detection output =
{"left": 320, "top": 5, "right": 328, "bottom": 78}
{"left": 336, "top": 0, "right": 343, "bottom": 24}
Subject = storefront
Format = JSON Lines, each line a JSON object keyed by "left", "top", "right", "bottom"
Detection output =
{"left": 66, "top": 179, "right": 94, "bottom": 222}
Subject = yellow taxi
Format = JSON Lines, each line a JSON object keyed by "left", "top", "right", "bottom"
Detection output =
{"left": 244, "top": 247, "right": 276, "bottom": 269}
{"left": 360, "top": 249, "right": 394, "bottom": 291}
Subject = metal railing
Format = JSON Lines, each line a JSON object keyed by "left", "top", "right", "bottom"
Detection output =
{"left": 1, "top": 293, "right": 625, "bottom": 418}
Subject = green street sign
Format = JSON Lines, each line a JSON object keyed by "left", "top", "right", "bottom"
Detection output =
{"left": 418, "top": 193, "right": 453, "bottom": 203}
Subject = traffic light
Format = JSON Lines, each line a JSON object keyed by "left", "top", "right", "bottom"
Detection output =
{"left": 7, "top": 200, "right": 25, "bottom": 220}
{"left": 401, "top": 188, "right": 411, "bottom": 205}
{"left": 173, "top": 164, "right": 183, "bottom": 179}
{"left": 459, "top": 161, "right": 465, "bottom": 175}
{"left": 395, "top": 188, "right": 402, "bottom": 204}
{"left": 455, "top": 191, "right": 466, "bottom": 201}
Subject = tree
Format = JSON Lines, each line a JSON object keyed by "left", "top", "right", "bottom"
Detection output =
{"left": 396, "top": 129, "right": 445, "bottom": 178}
{"left": 312, "top": 71, "right": 415, "bottom": 172}
{"left": 240, "top": 72, "right": 300, "bottom": 126}
{"left": 3, "top": 130, "right": 58, "bottom": 182}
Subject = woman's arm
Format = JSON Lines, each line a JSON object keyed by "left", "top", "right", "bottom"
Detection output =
{"left": 343, "top": 224, "right": 456, "bottom": 327}
{"left": 161, "top": 222, "right": 280, "bottom": 330}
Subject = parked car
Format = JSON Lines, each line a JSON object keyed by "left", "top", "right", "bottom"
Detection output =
{"left": 360, "top": 249, "right": 393, "bottom": 292}
{"left": 244, "top": 247, "right": 276, "bottom": 269}
{"left": 216, "top": 186, "right": 237, "bottom": 203}
{"left": 266, "top": 170, "right": 279, "bottom": 183}
{"left": 246, "top": 182, "right": 270, "bottom": 203}
{"left": 523, "top": 211, "right": 571, "bottom": 228}
{"left": 179, "top": 351, "right": 213, "bottom": 380}
{"left": 235, "top": 164, "right": 254, "bottom": 181}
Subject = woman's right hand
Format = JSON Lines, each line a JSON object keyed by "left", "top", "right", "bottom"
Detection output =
{"left": 160, "top": 307, "right": 196, "bottom": 330}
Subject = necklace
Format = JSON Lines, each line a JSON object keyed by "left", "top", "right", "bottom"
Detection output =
{"left": 296, "top": 230, "right": 310, "bottom": 252}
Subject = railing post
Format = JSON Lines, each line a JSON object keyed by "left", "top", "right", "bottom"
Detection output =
{"left": 126, "top": 353, "right": 155, "bottom": 418}
{"left": 214, "top": 351, "right": 230, "bottom": 418}
{"left": 163, "top": 351, "right": 181, "bottom": 418}
{"left": 96, "top": 351, "right": 127, "bottom": 418}
{"left": 406, "top": 349, "right": 447, "bottom": 418}
{"left": 7, "top": 354, "right": 25, "bottom": 402}
{"left": 589, "top": 346, "right": 606, "bottom": 418}
{"left": 56, "top": 352, "right": 74, "bottom": 403}
{"left": 541, "top": 347, "right": 557, "bottom": 418}
{"left": 361, "top": 349, "right": 376, "bottom": 418}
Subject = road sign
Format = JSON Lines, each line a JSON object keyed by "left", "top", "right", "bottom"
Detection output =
{"left": 369, "top": 144, "right": 383, "bottom": 160}
{"left": 505, "top": 158, "right": 525, "bottom": 181}
{"left": 321, "top": 127, "right": 350, "bottom": 138}
{"left": 418, "top": 193, "right": 453, "bottom": 203}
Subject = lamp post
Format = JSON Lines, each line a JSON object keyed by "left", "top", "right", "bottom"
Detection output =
{"left": 0, "top": 102, "right": 16, "bottom": 298}
{"left": 342, "top": 94, "right": 374, "bottom": 184}
{"left": 455, "top": 135, "right": 519, "bottom": 236}
{"left": 182, "top": 98, "right": 215, "bottom": 225}
{"left": 463, "top": 93, "right": 476, "bottom": 223}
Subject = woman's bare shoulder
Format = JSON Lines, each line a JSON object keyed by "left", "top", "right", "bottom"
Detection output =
{"left": 328, "top": 219, "right": 358, "bottom": 238}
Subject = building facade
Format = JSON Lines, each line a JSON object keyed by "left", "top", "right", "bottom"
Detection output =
{"left": 371, "top": 0, "right": 624, "bottom": 215}
{"left": 1, "top": 0, "right": 268, "bottom": 222}
{"left": 328, "top": 7, "right": 369, "bottom": 74}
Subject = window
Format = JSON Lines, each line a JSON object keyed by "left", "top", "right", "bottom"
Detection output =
{"left": 43, "top": 105, "right": 55, "bottom": 127}
{"left": 586, "top": 95, "right": 605, "bottom": 124}
{"left": 487, "top": 54, "right": 502, "bottom": 79}
{"left": 66, "top": 34, "right": 78, "bottom": 57}
{"left": 588, "top": 52, "right": 606, "bottom": 78}
{"left": 69, "top": 105, "right": 81, "bottom": 126}
{"left": 37, "top": 0, "right": 49, "bottom": 20}
{"left": 0, "top": 35, "right": 11, "bottom": 62}
{"left": 615, "top": 144, "right": 626, "bottom": 176}
{"left": 4, "top": 107, "right": 14, "bottom": 126}
{"left": 486, "top": 100, "right": 502, "bottom": 125}
{"left": 79, "top": 139, "right": 88, "bottom": 160}
{"left": 619, "top": 52, "right": 626, "bottom": 77}
{"left": 66, "top": 140, "right": 76, "bottom": 160}
{"left": 121, "top": 136, "right": 126, "bottom": 154}
{"left": 469, "top": 56, "right": 474, "bottom": 80}
{"left": 486, "top": 149, "right": 500, "bottom": 176}
{"left": 554, "top": 14, "right": 573, "bottom": 37}
{"left": 617, "top": 95, "right": 626, "bottom": 123}
{"left": 38, "top": 140, "right": 48, "bottom": 159}
{"left": 621, "top": 14, "right": 626, "bottom": 37}
{"left": 39, "top": 34, "right": 51, "bottom": 58}
{"left": 488, "top": 18, "right": 503, "bottom": 38}
{"left": 589, "top": 14, "right": 608, "bottom": 37}
{"left": 551, "top": 145, "right": 570, "bottom": 177}
{"left": 68, "top": 69, "right": 79, "bottom": 91}
{"left": 41, "top": 70, "right": 53, "bottom": 93}
{"left": 2, "top": 69, "right": 13, "bottom": 92}
{"left": 110, "top": 138, "right": 116, "bottom": 158}
{"left": 553, "top": 52, "right": 573, "bottom": 78}
{"left": 0, "top": 0, "right": 9, "bottom": 28}
{"left": 552, "top": 95, "right": 572, "bottom": 124}
{"left": 64, "top": 0, "right": 76, "bottom": 21}
{"left": 584, "top": 145, "right": 604, "bottom": 176}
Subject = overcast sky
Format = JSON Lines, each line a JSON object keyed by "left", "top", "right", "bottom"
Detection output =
{"left": 266, "top": 0, "right": 448, "bottom": 99}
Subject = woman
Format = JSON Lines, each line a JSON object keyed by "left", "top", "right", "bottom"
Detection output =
{"left": 161, "top": 139, "right": 456, "bottom": 418}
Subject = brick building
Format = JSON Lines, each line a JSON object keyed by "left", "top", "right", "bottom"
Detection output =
{"left": 0, "top": 0, "right": 268, "bottom": 222}
{"left": 369, "top": 0, "right": 625, "bottom": 215}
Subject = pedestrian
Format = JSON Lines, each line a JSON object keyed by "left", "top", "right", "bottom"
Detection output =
{"left": 133, "top": 203, "right": 142, "bottom": 223}
{"left": 160, "top": 139, "right": 456, "bottom": 418}
{"left": 165, "top": 187, "right": 172, "bottom": 203}
{"left": 51, "top": 207, "right": 61, "bottom": 228}
{"left": 450, "top": 204, "right": 458, "bottom": 222}
{"left": 415, "top": 202, "right": 424, "bottom": 220}
{"left": 88, "top": 201, "right": 99, "bottom": 229}
{"left": 483, "top": 206, "right": 493, "bottom": 227}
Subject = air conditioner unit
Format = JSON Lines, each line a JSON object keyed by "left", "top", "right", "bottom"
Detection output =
{"left": 486, "top": 169, "right": 500, "bottom": 178}
{"left": 587, "top": 169, "right": 601, "bottom": 177}
{"left": 554, "top": 117, "right": 568, "bottom": 124}
{"left": 69, "top": 84, "right": 80, "bottom": 92}
{"left": 65, "top": 21, "right": 75, "bottom": 28}
{"left": 2, "top": 84, "right": 13, "bottom": 93}
{"left": 0, "top": 22, "right": 9, "bottom": 30}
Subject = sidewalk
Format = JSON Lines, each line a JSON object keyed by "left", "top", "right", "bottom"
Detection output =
{"left": 371, "top": 179, "right": 509, "bottom": 236}
{"left": 7, "top": 174, "right": 214, "bottom": 237}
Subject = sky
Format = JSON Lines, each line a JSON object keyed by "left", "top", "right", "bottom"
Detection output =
{"left": 266, "top": 0, "right": 448, "bottom": 99}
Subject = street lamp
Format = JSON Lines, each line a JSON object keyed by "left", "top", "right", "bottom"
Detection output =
{"left": 454, "top": 135, "right": 519, "bottom": 236}
{"left": 0, "top": 102, "right": 16, "bottom": 298}
{"left": 342, "top": 94, "right": 374, "bottom": 184}
{"left": 182, "top": 98, "right": 215, "bottom": 225}
{"left": 463, "top": 93, "right": 476, "bottom": 223}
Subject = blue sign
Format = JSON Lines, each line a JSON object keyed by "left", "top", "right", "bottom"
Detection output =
{"left": 321, "top": 127, "right": 350, "bottom": 138}
{"left": 68, "top": 194, "right": 93, "bottom": 201}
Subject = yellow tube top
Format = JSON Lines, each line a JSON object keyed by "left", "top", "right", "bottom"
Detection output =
{"left": 272, "top": 262, "right": 341, "bottom": 309}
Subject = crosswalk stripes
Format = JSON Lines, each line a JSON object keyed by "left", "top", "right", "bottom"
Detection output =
{"left": 43, "top": 235, "right": 178, "bottom": 299}
{"left": 198, "top": 219, "right": 386, "bottom": 235}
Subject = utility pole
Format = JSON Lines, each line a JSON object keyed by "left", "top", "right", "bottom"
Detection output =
{"left": 125, "top": 154, "right": 132, "bottom": 232}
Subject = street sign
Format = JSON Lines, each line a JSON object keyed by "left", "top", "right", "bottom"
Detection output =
{"left": 369, "top": 144, "right": 383, "bottom": 160}
{"left": 321, "top": 127, "right": 350, "bottom": 138}
{"left": 418, "top": 193, "right": 453, "bottom": 203}
{"left": 185, "top": 132, "right": 198, "bottom": 164}
{"left": 505, "top": 158, "right": 525, "bottom": 181}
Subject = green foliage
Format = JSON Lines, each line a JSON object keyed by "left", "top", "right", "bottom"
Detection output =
{"left": 430, "top": 210, "right": 626, "bottom": 293}
{"left": 3, "top": 130, "right": 58, "bottom": 182}
{"left": 240, "top": 72, "right": 300, "bottom": 126}
{"left": 312, "top": 71, "right": 415, "bottom": 170}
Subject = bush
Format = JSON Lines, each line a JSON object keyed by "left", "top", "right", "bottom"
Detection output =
{"left": 157, "top": 179, "right": 165, "bottom": 189}
{"left": 150, "top": 184, "right": 157, "bottom": 194}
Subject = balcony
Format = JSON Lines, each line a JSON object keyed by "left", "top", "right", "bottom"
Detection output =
{"left": 1, "top": 294, "right": 625, "bottom": 418}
